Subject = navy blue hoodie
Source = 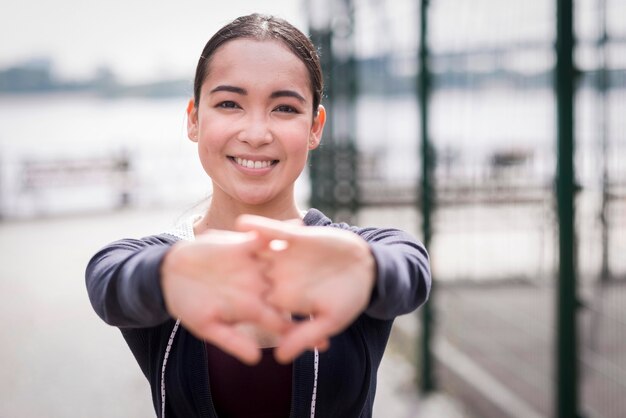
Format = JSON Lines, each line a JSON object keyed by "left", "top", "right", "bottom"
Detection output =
{"left": 86, "top": 209, "right": 431, "bottom": 418}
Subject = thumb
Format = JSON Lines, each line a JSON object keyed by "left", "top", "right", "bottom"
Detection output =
{"left": 236, "top": 215, "right": 300, "bottom": 243}
{"left": 274, "top": 316, "right": 337, "bottom": 364}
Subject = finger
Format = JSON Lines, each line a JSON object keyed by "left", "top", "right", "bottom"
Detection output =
{"left": 239, "top": 231, "right": 270, "bottom": 255}
{"left": 236, "top": 214, "right": 300, "bottom": 242}
{"left": 315, "top": 338, "right": 330, "bottom": 352}
{"left": 234, "top": 293, "right": 292, "bottom": 335}
{"left": 243, "top": 230, "right": 290, "bottom": 265}
{"left": 254, "top": 241, "right": 290, "bottom": 263}
{"left": 274, "top": 317, "right": 337, "bottom": 364}
{"left": 252, "top": 303, "right": 293, "bottom": 335}
{"left": 265, "top": 287, "right": 313, "bottom": 315}
{"left": 196, "top": 229, "right": 257, "bottom": 245}
{"left": 195, "top": 230, "right": 271, "bottom": 261}
{"left": 201, "top": 322, "right": 261, "bottom": 365}
{"left": 272, "top": 337, "right": 329, "bottom": 364}
{"left": 254, "top": 219, "right": 301, "bottom": 256}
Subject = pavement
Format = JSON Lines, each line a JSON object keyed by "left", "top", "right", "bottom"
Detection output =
{"left": 375, "top": 312, "right": 468, "bottom": 418}
{"left": 431, "top": 281, "right": 625, "bottom": 418}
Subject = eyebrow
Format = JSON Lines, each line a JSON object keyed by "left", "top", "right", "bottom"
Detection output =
{"left": 210, "top": 85, "right": 246, "bottom": 95}
{"left": 270, "top": 90, "right": 306, "bottom": 103}
{"left": 209, "top": 85, "right": 306, "bottom": 103}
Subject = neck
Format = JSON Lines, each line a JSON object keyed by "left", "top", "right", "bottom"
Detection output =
{"left": 195, "top": 189, "right": 303, "bottom": 233}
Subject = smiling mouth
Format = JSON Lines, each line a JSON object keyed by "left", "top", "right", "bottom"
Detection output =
{"left": 230, "top": 156, "right": 279, "bottom": 169}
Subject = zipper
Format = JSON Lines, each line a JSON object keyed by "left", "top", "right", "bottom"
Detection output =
{"left": 288, "top": 347, "right": 319, "bottom": 418}
{"left": 203, "top": 341, "right": 220, "bottom": 418}
{"left": 288, "top": 356, "right": 296, "bottom": 418}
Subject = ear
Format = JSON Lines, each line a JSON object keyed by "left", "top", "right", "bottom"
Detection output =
{"left": 308, "top": 105, "right": 326, "bottom": 150}
{"left": 186, "top": 98, "right": 199, "bottom": 143}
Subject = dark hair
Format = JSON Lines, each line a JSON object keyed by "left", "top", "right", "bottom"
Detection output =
{"left": 193, "top": 13, "right": 323, "bottom": 113}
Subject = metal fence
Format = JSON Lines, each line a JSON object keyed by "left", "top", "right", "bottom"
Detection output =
{"left": 307, "top": 0, "right": 625, "bottom": 417}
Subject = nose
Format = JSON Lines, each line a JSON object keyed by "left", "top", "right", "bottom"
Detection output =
{"left": 237, "top": 112, "right": 273, "bottom": 147}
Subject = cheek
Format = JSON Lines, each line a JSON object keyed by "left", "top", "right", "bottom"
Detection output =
{"left": 195, "top": 128, "right": 226, "bottom": 175}
{"left": 197, "top": 138, "right": 220, "bottom": 169}
{"left": 197, "top": 118, "right": 229, "bottom": 150}
{"left": 196, "top": 143, "right": 215, "bottom": 178}
{"left": 282, "top": 123, "right": 312, "bottom": 154}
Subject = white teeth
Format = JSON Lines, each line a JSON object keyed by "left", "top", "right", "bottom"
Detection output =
{"left": 235, "top": 157, "right": 273, "bottom": 169}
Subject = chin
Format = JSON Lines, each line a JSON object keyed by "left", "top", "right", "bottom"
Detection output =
{"left": 236, "top": 192, "right": 277, "bottom": 207}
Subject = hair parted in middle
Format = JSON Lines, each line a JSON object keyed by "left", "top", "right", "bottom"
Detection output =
{"left": 193, "top": 13, "right": 324, "bottom": 114}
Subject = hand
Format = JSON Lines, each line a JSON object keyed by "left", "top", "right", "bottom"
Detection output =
{"left": 236, "top": 215, "right": 376, "bottom": 364}
{"left": 161, "top": 230, "right": 290, "bottom": 365}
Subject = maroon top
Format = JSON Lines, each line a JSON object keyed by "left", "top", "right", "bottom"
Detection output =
{"left": 206, "top": 343, "right": 293, "bottom": 418}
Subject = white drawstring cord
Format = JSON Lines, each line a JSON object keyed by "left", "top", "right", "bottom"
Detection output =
{"left": 160, "top": 322, "right": 319, "bottom": 418}
{"left": 160, "top": 320, "right": 319, "bottom": 418}
{"left": 310, "top": 347, "right": 319, "bottom": 418}
{"left": 160, "top": 319, "right": 181, "bottom": 418}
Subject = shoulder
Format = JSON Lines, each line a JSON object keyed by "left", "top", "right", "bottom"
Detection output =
{"left": 164, "top": 213, "right": 202, "bottom": 241}
{"left": 100, "top": 211, "right": 199, "bottom": 250}
{"left": 96, "top": 233, "right": 180, "bottom": 253}
{"left": 86, "top": 233, "right": 182, "bottom": 274}
{"left": 87, "top": 212, "right": 198, "bottom": 270}
{"left": 303, "top": 208, "right": 418, "bottom": 244}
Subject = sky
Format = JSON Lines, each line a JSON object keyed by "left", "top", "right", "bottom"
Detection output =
{"left": 0, "top": 0, "right": 307, "bottom": 83}
{"left": 2, "top": 0, "right": 623, "bottom": 84}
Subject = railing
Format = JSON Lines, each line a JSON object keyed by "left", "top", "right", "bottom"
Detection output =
{"left": 308, "top": 0, "right": 626, "bottom": 417}
{"left": 1, "top": 153, "right": 132, "bottom": 218}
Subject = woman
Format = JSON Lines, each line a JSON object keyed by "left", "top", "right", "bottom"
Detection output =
{"left": 86, "top": 13, "right": 431, "bottom": 418}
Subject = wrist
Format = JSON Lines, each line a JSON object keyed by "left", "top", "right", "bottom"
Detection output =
{"left": 355, "top": 238, "right": 377, "bottom": 297}
{"left": 160, "top": 242, "right": 187, "bottom": 314}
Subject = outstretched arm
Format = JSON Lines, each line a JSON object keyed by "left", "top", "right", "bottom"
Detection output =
{"left": 86, "top": 232, "right": 291, "bottom": 365}
{"left": 85, "top": 236, "right": 174, "bottom": 328}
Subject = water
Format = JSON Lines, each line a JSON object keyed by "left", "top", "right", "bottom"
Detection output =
{"left": 0, "top": 94, "right": 203, "bottom": 216}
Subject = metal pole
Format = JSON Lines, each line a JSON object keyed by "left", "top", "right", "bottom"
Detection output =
{"left": 555, "top": 0, "right": 580, "bottom": 416}
{"left": 597, "top": 0, "right": 610, "bottom": 283}
{"left": 308, "top": 0, "right": 358, "bottom": 222}
{"left": 308, "top": 0, "right": 335, "bottom": 216}
{"left": 418, "top": 0, "right": 435, "bottom": 393}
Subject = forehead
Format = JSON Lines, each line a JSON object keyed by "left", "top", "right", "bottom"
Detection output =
{"left": 204, "top": 39, "right": 311, "bottom": 94}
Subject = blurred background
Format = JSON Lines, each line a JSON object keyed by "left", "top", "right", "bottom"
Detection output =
{"left": 0, "top": 0, "right": 624, "bottom": 417}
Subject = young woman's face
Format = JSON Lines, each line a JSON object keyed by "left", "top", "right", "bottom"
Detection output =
{"left": 188, "top": 39, "right": 325, "bottom": 209}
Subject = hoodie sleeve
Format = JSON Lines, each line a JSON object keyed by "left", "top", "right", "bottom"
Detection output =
{"left": 85, "top": 235, "right": 177, "bottom": 328}
{"left": 358, "top": 228, "right": 431, "bottom": 320}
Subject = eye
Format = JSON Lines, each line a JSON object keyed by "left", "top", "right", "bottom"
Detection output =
{"left": 274, "top": 104, "right": 300, "bottom": 114}
{"left": 216, "top": 101, "right": 240, "bottom": 109}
